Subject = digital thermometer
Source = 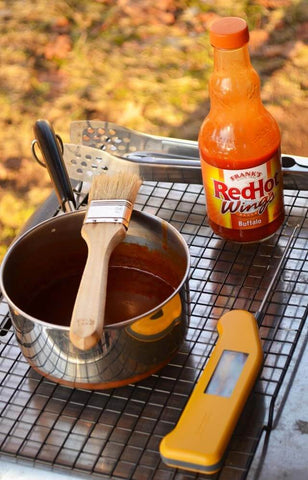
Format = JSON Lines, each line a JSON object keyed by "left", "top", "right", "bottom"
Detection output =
{"left": 160, "top": 225, "right": 299, "bottom": 474}
{"left": 160, "top": 309, "right": 262, "bottom": 474}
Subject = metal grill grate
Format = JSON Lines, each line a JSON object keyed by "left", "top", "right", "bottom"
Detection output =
{"left": 0, "top": 183, "right": 307, "bottom": 479}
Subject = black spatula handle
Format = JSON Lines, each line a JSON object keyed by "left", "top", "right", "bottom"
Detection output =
{"left": 33, "top": 119, "right": 76, "bottom": 212}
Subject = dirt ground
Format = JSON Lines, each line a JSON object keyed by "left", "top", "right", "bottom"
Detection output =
{"left": 0, "top": 0, "right": 307, "bottom": 259}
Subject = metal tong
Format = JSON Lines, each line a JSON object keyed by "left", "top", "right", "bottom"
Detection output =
{"left": 66, "top": 120, "right": 308, "bottom": 190}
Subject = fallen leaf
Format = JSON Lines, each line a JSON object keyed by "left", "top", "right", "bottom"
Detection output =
{"left": 44, "top": 34, "right": 72, "bottom": 60}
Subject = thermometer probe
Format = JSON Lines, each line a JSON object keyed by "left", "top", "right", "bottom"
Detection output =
{"left": 160, "top": 225, "right": 299, "bottom": 474}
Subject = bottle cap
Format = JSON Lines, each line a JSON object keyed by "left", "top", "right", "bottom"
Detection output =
{"left": 210, "top": 17, "right": 249, "bottom": 49}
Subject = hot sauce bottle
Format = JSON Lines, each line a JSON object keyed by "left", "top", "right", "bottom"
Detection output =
{"left": 199, "top": 17, "right": 284, "bottom": 243}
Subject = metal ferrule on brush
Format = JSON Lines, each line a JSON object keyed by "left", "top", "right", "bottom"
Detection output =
{"left": 85, "top": 199, "right": 133, "bottom": 228}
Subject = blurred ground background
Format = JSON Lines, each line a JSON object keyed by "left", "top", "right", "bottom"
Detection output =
{"left": 0, "top": 0, "right": 307, "bottom": 259}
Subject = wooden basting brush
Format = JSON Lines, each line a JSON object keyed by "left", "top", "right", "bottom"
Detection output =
{"left": 70, "top": 170, "right": 142, "bottom": 350}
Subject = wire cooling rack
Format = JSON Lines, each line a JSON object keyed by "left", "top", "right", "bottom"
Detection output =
{"left": 0, "top": 182, "right": 307, "bottom": 480}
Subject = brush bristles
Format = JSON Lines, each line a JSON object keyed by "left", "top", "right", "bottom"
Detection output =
{"left": 88, "top": 171, "right": 142, "bottom": 204}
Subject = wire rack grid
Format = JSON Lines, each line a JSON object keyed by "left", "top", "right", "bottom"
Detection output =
{"left": 0, "top": 181, "right": 307, "bottom": 480}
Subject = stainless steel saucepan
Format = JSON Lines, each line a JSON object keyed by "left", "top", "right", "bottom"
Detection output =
{"left": 0, "top": 209, "right": 190, "bottom": 389}
{"left": 0, "top": 121, "right": 190, "bottom": 389}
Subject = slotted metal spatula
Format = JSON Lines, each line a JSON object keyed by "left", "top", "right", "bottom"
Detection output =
{"left": 70, "top": 120, "right": 200, "bottom": 159}
{"left": 63, "top": 143, "right": 202, "bottom": 184}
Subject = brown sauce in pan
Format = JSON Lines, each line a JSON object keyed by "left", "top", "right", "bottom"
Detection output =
{"left": 105, "top": 266, "right": 174, "bottom": 325}
{"left": 25, "top": 266, "right": 175, "bottom": 327}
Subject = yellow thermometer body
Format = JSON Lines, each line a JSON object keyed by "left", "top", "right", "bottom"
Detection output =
{"left": 160, "top": 310, "right": 263, "bottom": 474}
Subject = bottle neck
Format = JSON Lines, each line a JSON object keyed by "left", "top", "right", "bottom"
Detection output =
{"left": 209, "top": 43, "right": 262, "bottom": 109}
{"left": 213, "top": 44, "right": 251, "bottom": 72}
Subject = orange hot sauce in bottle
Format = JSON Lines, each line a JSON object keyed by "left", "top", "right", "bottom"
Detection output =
{"left": 199, "top": 17, "right": 284, "bottom": 243}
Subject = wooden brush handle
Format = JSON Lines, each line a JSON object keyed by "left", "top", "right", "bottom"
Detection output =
{"left": 70, "top": 222, "right": 126, "bottom": 350}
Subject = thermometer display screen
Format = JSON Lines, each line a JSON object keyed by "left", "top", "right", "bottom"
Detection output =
{"left": 205, "top": 350, "right": 248, "bottom": 398}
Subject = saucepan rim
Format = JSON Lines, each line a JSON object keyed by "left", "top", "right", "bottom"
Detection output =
{"left": 0, "top": 209, "right": 190, "bottom": 331}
